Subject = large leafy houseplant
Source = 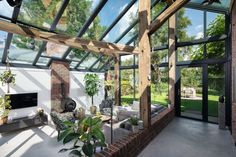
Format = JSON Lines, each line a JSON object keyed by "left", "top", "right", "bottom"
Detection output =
{"left": 0, "top": 95, "right": 11, "bottom": 125}
{"left": 84, "top": 74, "right": 100, "bottom": 114}
{"left": 58, "top": 116, "right": 106, "bottom": 157}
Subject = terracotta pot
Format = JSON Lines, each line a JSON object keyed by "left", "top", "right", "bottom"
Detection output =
{"left": 90, "top": 106, "right": 97, "bottom": 115}
{"left": 0, "top": 116, "right": 8, "bottom": 125}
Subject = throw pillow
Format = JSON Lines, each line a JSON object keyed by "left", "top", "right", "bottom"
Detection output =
{"left": 131, "top": 101, "right": 140, "bottom": 110}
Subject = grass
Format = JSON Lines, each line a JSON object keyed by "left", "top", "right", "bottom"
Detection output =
{"left": 121, "top": 92, "right": 219, "bottom": 117}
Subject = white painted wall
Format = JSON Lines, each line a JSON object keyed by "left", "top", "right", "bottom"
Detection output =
{"left": 70, "top": 71, "right": 105, "bottom": 113}
{"left": 0, "top": 67, "right": 105, "bottom": 120}
{"left": 0, "top": 67, "right": 51, "bottom": 120}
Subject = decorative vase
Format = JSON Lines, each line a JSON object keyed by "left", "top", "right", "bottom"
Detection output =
{"left": 90, "top": 106, "right": 97, "bottom": 115}
{"left": 0, "top": 116, "right": 8, "bottom": 125}
{"left": 132, "top": 125, "right": 139, "bottom": 133}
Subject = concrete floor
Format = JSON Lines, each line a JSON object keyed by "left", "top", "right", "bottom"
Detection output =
{"left": 0, "top": 118, "right": 235, "bottom": 157}
{"left": 138, "top": 118, "right": 236, "bottom": 157}
{"left": 0, "top": 125, "right": 67, "bottom": 157}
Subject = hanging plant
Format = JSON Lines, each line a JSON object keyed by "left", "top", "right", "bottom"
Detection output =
{"left": 0, "top": 70, "right": 16, "bottom": 86}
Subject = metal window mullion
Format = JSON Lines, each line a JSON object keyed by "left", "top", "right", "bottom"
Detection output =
{"left": 74, "top": 52, "right": 90, "bottom": 69}
{"left": 33, "top": 0, "right": 70, "bottom": 66}
{"left": 61, "top": 0, "right": 108, "bottom": 62}
{"left": 1, "top": 4, "right": 21, "bottom": 63}
{"left": 83, "top": 0, "right": 137, "bottom": 71}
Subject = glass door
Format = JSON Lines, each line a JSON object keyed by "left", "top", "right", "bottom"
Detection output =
{"left": 180, "top": 67, "right": 203, "bottom": 120}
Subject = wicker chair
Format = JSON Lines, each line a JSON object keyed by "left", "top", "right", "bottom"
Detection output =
{"left": 50, "top": 111, "right": 75, "bottom": 135}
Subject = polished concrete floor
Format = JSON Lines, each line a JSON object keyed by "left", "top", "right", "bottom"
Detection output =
{"left": 0, "top": 118, "right": 235, "bottom": 157}
{"left": 138, "top": 118, "right": 236, "bottom": 157}
{"left": 0, "top": 125, "right": 67, "bottom": 157}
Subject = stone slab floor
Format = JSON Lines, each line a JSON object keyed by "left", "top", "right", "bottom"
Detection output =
{"left": 138, "top": 118, "right": 236, "bottom": 157}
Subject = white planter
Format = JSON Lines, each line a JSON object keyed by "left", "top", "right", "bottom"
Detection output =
{"left": 132, "top": 125, "right": 139, "bottom": 133}
{"left": 138, "top": 120, "right": 143, "bottom": 130}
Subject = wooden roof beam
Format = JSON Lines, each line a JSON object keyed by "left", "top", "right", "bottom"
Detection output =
{"left": 148, "top": 0, "right": 190, "bottom": 35}
{"left": 0, "top": 20, "right": 139, "bottom": 56}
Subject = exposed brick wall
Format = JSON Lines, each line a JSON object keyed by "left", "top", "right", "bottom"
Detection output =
{"left": 50, "top": 60, "right": 70, "bottom": 112}
{"left": 96, "top": 108, "right": 175, "bottom": 157}
{"left": 232, "top": 1, "right": 236, "bottom": 145}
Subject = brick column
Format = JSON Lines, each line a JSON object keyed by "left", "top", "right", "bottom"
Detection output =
{"left": 231, "top": 1, "right": 236, "bottom": 145}
{"left": 50, "top": 60, "right": 70, "bottom": 112}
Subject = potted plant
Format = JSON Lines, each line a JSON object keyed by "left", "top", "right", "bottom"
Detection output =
{"left": 129, "top": 116, "right": 139, "bottom": 133}
{"left": 0, "top": 70, "right": 16, "bottom": 85}
{"left": 58, "top": 116, "right": 106, "bottom": 157}
{"left": 0, "top": 95, "right": 11, "bottom": 125}
{"left": 84, "top": 74, "right": 100, "bottom": 114}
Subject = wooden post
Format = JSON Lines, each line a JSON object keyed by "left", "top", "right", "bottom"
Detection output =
{"left": 168, "top": 14, "right": 176, "bottom": 107}
{"left": 114, "top": 55, "right": 120, "bottom": 106}
{"left": 138, "top": 0, "right": 151, "bottom": 128}
{"left": 231, "top": 0, "right": 236, "bottom": 145}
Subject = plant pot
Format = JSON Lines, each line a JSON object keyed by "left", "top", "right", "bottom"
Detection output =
{"left": 74, "top": 107, "right": 85, "bottom": 119}
{"left": 0, "top": 116, "right": 8, "bottom": 125}
{"left": 90, "top": 106, "right": 97, "bottom": 115}
{"left": 132, "top": 125, "right": 139, "bottom": 133}
{"left": 6, "top": 76, "right": 13, "bottom": 84}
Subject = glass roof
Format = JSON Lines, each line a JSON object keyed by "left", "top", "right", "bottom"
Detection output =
{"left": 104, "top": 1, "right": 138, "bottom": 43}
{"left": 18, "top": 0, "right": 61, "bottom": 30}
{"left": 0, "top": 31, "right": 7, "bottom": 60}
{"left": 55, "top": 0, "right": 97, "bottom": 36}
{"left": 0, "top": 0, "right": 14, "bottom": 18}
{"left": 190, "top": 0, "right": 232, "bottom": 11}
{"left": 8, "top": 34, "right": 43, "bottom": 64}
{"left": 0, "top": 0, "right": 231, "bottom": 72}
{"left": 78, "top": 53, "right": 99, "bottom": 70}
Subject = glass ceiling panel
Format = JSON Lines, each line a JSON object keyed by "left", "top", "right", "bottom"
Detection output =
{"left": 91, "top": 56, "right": 109, "bottom": 70}
{"left": 37, "top": 57, "right": 50, "bottom": 66}
{"left": 0, "top": 31, "right": 8, "bottom": 60}
{"left": 190, "top": 0, "right": 231, "bottom": 11}
{"left": 55, "top": 0, "right": 98, "bottom": 36}
{"left": 83, "top": 0, "right": 132, "bottom": 41}
{"left": 66, "top": 48, "right": 86, "bottom": 61}
{"left": 78, "top": 53, "right": 99, "bottom": 70}
{"left": 151, "top": 1, "right": 166, "bottom": 20}
{"left": 18, "top": 0, "right": 62, "bottom": 30}
{"left": 41, "top": 42, "right": 69, "bottom": 58}
{"left": 0, "top": 0, "right": 14, "bottom": 18}
{"left": 70, "top": 61, "right": 78, "bottom": 69}
{"left": 104, "top": 1, "right": 138, "bottom": 43}
{"left": 8, "top": 34, "right": 43, "bottom": 64}
{"left": 118, "top": 27, "right": 136, "bottom": 45}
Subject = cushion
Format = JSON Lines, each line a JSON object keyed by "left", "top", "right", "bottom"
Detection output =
{"left": 131, "top": 101, "right": 140, "bottom": 110}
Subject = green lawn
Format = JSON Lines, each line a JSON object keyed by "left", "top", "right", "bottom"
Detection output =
{"left": 121, "top": 93, "right": 219, "bottom": 117}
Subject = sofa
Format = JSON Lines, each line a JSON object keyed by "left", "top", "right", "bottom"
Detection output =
{"left": 115, "top": 101, "right": 167, "bottom": 121}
